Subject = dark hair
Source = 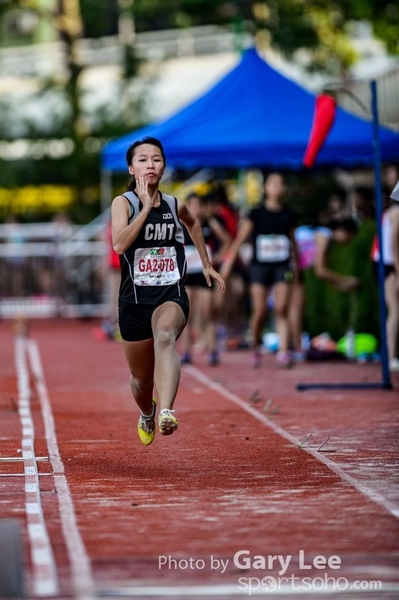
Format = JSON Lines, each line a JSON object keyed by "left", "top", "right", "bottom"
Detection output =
{"left": 328, "top": 188, "right": 346, "bottom": 203}
{"left": 207, "top": 181, "right": 229, "bottom": 206}
{"left": 328, "top": 217, "right": 358, "bottom": 234}
{"left": 185, "top": 191, "right": 201, "bottom": 203}
{"left": 125, "top": 137, "right": 166, "bottom": 191}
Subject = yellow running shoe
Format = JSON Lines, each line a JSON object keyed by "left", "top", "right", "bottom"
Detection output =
{"left": 137, "top": 399, "right": 157, "bottom": 445}
{"left": 158, "top": 409, "right": 179, "bottom": 436}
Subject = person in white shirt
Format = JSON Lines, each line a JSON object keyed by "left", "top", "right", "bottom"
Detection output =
{"left": 372, "top": 188, "right": 399, "bottom": 371}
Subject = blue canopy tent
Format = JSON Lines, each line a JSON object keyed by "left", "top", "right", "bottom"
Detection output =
{"left": 101, "top": 47, "right": 399, "bottom": 172}
{"left": 101, "top": 47, "right": 399, "bottom": 390}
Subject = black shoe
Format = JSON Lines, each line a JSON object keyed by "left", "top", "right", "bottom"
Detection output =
{"left": 208, "top": 351, "right": 220, "bottom": 366}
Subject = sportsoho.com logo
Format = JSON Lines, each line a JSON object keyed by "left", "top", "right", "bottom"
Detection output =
{"left": 238, "top": 574, "right": 382, "bottom": 596}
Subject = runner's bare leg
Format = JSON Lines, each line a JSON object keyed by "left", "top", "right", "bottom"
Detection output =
{"left": 151, "top": 302, "right": 187, "bottom": 411}
{"left": 123, "top": 338, "right": 155, "bottom": 416}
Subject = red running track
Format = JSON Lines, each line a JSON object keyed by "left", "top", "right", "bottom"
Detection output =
{"left": 0, "top": 318, "right": 398, "bottom": 599}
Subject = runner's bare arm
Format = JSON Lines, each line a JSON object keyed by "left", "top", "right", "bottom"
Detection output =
{"left": 209, "top": 217, "right": 232, "bottom": 264}
{"left": 219, "top": 217, "right": 253, "bottom": 280}
{"left": 111, "top": 195, "right": 151, "bottom": 255}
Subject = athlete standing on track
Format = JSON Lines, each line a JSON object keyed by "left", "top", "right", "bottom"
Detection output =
{"left": 372, "top": 186, "right": 399, "bottom": 371}
{"left": 111, "top": 137, "right": 225, "bottom": 445}
{"left": 220, "top": 172, "right": 298, "bottom": 368}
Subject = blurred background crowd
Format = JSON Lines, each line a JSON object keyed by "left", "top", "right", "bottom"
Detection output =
{"left": 0, "top": 1, "right": 398, "bottom": 368}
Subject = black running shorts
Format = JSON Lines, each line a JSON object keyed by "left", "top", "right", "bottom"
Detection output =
{"left": 372, "top": 262, "right": 395, "bottom": 280}
{"left": 185, "top": 272, "right": 213, "bottom": 289}
{"left": 118, "top": 297, "right": 190, "bottom": 342}
{"left": 249, "top": 261, "right": 293, "bottom": 287}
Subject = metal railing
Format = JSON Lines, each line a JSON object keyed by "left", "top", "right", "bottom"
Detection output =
{"left": 336, "top": 67, "right": 399, "bottom": 130}
{"left": 0, "top": 167, "right": 217, "bottom": 320}
{"left": 0, "top": 25, "right": 248, "bottom": 77}
{"left": 1, "top": 26, "right": 397, "bottom": 128}
{"left": 0, "top": 213, "right": 110, "bottom": 319}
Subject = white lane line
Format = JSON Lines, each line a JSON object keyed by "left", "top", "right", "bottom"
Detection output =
{"left": 0, "top": 474, "right": 52, "bottom": 477}
{"left": 186, "top": 365, "right": 399, "bottom": 520}
{"left": 14, "top": 336, "right": 59, "bottom": 597}
{"left": 26, "top": 338, "right": 95, "bottom": 600}
{"left": 0, "top": 456, "right": 48, "bottom": 461}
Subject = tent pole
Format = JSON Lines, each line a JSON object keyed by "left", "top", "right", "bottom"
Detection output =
{"left": 297, "top": 80, "right": 392, "bottom": 391}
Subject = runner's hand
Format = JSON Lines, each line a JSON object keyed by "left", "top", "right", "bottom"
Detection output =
{"left": 203, "top": 266, "right": 226, "bottom": 293}
{"left": 337, "top": 276, "right": 360, "bottom": 292}
{"left": 136, "top": 177, "right": 153, "bottom": 211}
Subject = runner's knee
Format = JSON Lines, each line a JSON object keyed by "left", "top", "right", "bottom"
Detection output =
{"left": 154, "top": 329, "right": 176, "bottom": 351}
{"left": 275, "top": 303, "right": 289, "bottom": 318}
{"left": 129, "top": 374, "right": 153, "bottom": 396}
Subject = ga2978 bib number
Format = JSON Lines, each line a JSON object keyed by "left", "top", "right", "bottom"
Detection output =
{"left": 133, "top": 246, "right": 180, "bottom": 286}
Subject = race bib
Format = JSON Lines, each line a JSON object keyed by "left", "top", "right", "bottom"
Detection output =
{"left": 185, "top": 244, "right": 212, "bottom": 274}
{"left": 256, "top": 235, "right": 290, "bottom": 262}
{"left": 133, "top": 247, "right": 180, "bottom": 286}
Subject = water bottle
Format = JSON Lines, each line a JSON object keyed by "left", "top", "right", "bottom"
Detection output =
{"left": 300, "top": 331, "right": 310, "bottom": 352}
{"left": 345, "top": 327, "right": 356, "bottom": 361}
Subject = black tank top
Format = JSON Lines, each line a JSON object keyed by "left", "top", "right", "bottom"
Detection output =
{"left": 247, "top": 205, "right": 297, "bottom": 264}
{"left": 119, "top": 191, "right": 187, "bottom": 304}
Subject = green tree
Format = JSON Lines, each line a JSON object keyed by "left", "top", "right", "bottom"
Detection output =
{"left": 132, "top": 0, "right": 399, "bottom": 73}
{"left": 340, "top": 0, "right": 399, "bottom": 55}
{"left": 0, "top": 0, "right": 146, "bottom": 222}
{"left": 1, "top": 0, "right": 397, "bottom": 222}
